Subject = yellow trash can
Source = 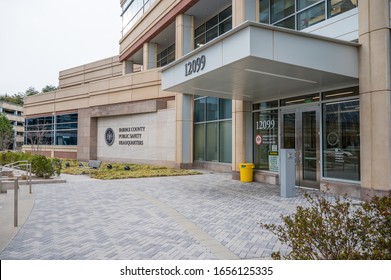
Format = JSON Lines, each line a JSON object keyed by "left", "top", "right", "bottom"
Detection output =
{"left": 239, "top": 163, "right": 254, "bottom": 182}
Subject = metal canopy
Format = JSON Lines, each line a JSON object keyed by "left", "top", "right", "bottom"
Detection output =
{"left": 161, "top": 21, "right": 359, "bottom": 102}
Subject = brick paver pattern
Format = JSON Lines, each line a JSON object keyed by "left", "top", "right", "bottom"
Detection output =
{"left": 0, "top": 173, "right": 311, "bottom": 260}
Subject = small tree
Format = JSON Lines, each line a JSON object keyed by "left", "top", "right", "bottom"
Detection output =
{"left": 0, "top": 114, "right": 14, "bottom": 151}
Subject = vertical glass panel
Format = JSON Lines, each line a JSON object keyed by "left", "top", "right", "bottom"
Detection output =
{"left": 206, "top": 97, "right": 218, "bottom": 121}
{"left": 206, "top": 123, "right": 218, "bottom": 161}
{"left": 219, "top": 99, "right": 232, "bottom": 119}
{"left": 302, "top": 111, "right": 317, "bottom": 181}
{"left": 194, "top": 98, "right": 206, "bottom": 122}
{"left": 271, "top": 0, "right": 295, "bottom": 23}
{"left": 259, "top": 0, "right": 270, "bottom": 24}
{"left": 274, "top": 15, "right": 295, "bottom": 29}
{"left": 323, "top": 100, "right": 360, "bottom": 181}
{"left": 298, "top": 0, "right": 321, "bottom": 10}
{"left": 283, "top": 113, "right": 296, "bottom": 149}
{"left": 194, "top": 124, "right": 205, "bottom": 160}
{"left": 219, "top": 6, "right": 232, "bottom": 21}
{"left": 195, "top": 24, "right": 205, "bottom": 37}
{"left": 206, "top": 26, "right": 219, "bottom": 42}
{"left": 195, "top": 35, "right": 206, "bottom": 49}
{"left": 206, "top": 15, "right": 218, "bottom": 30}
{"left": 219, "top": 120, "right": 232, "bottom": 163}
{"left": 328, "top": 0, "right": 358, "bottom": 18}
{"left": 219, "top": 18, "right": 232, "bottom": 35}
{"left": 298, "top": 2, "right": 325, "bottom": 30}
{"left": 254, "top": 110, "right": 279, "bottom": 171}
{"left": 56, "top": 130, "right": 78, "bottom": 145}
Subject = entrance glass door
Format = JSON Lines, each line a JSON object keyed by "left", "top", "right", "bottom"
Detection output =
{"left": 282, "top": 106, "right": 320, "bottom": 188}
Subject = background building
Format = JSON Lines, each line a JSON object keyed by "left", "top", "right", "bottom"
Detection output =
{"left": 23, "top": 0, "right": 390, "bottom": 199}
{"left": 0, "top": 101, "right": 24, "bottom": 150}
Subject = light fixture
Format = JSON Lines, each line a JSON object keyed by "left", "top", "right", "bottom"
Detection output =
{"left": 244, "top": 69, "right": 318, "bottom": 84}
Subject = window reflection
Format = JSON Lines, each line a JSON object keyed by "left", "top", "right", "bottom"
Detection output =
{"left": 322, "top": 100, "right": 360, "bottom": 181}
{"left": 259, "top": 0, "right": 357, "bottom": 29}
{"left": 328, "top": 0, "right": 357, "bottom": 18}
{"left": 298, "top": 2, "right": 325, "bottom": 30}
{"left": 271, "top": 0, "right": 295, "bottom": 23}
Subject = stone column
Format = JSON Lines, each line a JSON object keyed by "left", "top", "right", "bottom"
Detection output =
{"left": 231, "top": 0, "right": 256, "bottom": 179}
{"left": 232, "top": 0, "right": 259, "bottom": 27}
{"left": 77, "top": 108, "right": 97, "bottom": 161}
{"left": 359, "top": 0, "right": 391, "bottom": 197}
{"left": 175, "top": 14, "right": 194, "bottom": 168}
{"left": 143, "top": 42, "right": 157, "bottom": 70}
{"left": 123, "top": 59, "right": 134, "bottom": 75}
{"left": 232, "top": 100, "right": 252, "bottom": 179}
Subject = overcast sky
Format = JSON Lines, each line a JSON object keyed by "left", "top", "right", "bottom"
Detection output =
{"left": 0, "top": 0, "right": 121, "bottom": 94}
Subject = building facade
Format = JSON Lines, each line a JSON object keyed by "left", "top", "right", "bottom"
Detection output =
{"left": 0, "top": 101, "right": 24, "bottom": 150}
{"left": 23, "top": 0, "right": 391, "bottom": 199}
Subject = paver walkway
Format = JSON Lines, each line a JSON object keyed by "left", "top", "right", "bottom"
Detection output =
{"left": 0, "top": 173, "right": 312, "bottom": 260}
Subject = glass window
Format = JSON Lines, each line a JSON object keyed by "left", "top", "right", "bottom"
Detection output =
{"left": 206, "top": 123, "right": 218, "bottom": 161}
{"left": 56, "top": 130, "right": 78, "bottom": 145}
{"left": 253, "top": 110, "right": 279, "bottom": 171}
{"left": 298, "top": 0, "right": 321, "bottom": 10}
{"left": 206, "top": 97, "right": 218, "bottom": 121}
{"left": 219, "top": 6, "right": 232, "bottom": 21}
{"left": 56, "top": 113, "right": 77, "bottom": 123}
{"left": 219, "top": 121, "right": 232, "bottom": 163}
{"left": 206, "top": 15, "right": 218, "bottom": 30}
{"left": 328, "top": 0, "right": 357, "bottom": 18}
{"left": 282, "top": 113, "right": 296, "bottom": 149}
{"left": 195, "top": 24, "right": 205, "bottom": 38}
{"left": 195, "top": 35, "right": 206, "bottom": 49}
{"left": 194, "top": 98, "right": 206, "bottom": 122}
{"left": 121, "top": 0, "right": 157, "bottom": 35}
{"left": 219, "top": 18, "right": 232, "bottom": 35}
{"left": 206, "top": 26, "right": 219, "bottom": 43}
{"left": 322, "top": 100, "right": 360, "bottom": 181}
{"left": 260, "top": 0, "right": 270, "bottom": 24}
{"left": 271, "top": 0, "right": 295, "bottom": 23}
{"left": 219, "top": 99, "right": 232, "bottom": 119}
{"left": 157, "top": 44, "right": 175, "bottom": 67}
{"left": 194, "top": 97, "right": 232, "bottom": 163}
{"left": 275, "top": 15, "right": 296, "bottom": 29}
{"left": 298, "top": 2, "right": 325, "bottom": 30}
{"left": 194, "top": 6, "right": 232, "bottom": 49}
{"left": 194, "top": 124, "right": 205, "bottom": 161}
{"left": 56, "top": 123, "right": 78, "bottom": 130}
{"left": 25, "top": 113, "right": 78, "bottom": 146}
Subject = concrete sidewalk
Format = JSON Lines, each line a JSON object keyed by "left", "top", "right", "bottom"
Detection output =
{"left": 0, "top": 173, "right": 310, "bottom": 260}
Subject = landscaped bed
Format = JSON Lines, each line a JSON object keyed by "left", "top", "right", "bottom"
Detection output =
{"left": 61, "top": 160, "right": 201, "bottom": 180}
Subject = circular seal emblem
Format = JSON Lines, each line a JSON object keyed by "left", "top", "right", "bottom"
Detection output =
{"left": 105, "top": 128, "right": 115, "bottom": 146}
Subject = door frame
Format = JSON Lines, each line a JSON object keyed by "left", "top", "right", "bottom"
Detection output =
{"left": 280, "top": 104, "right": 321, "bottom": 189}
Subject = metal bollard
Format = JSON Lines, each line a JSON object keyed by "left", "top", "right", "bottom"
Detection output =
{"left": 14, "top": 178, "right": 18, "bottom": 227}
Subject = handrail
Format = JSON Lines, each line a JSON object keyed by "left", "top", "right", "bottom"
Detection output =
{"left": 3, "top": 160, "right": 29, "bottom": 169}
{"left": 1, "top": 161, "right": 32, "bottom": 194}
{"left": 0, "top": 177, "right": 19, "bottom": 227}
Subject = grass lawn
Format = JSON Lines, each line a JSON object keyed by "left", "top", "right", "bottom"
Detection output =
{"left": 61, "top": 160, "right": 201, "bottom": 180}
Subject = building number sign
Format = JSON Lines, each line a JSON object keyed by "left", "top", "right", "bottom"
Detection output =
{"left": 185, "top": 55, "right": 206, "bottom": 76}
{"left": 256, "top": 120, "right": 275, "bottom": 130}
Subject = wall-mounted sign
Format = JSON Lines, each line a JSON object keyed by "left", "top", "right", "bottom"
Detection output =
{"left": 118, "top": 126, "right": 145, "bottom": 146}
{"left": 105, "top": 128, "right": 115, "bottom": 146}
{"left": 255, "top": 134, "right": 262, "bottom": 145}
{"left": 185, "top": 55, "right": 206, "bottom": 76}
{"left": 327, "top": 132, "right": 339, "bottom": 146}
{"left": 268, "top": 151, "right": 279, "bottom": 172}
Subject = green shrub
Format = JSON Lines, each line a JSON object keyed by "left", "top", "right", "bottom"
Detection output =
{"left": 51, "top": 158, "right": 62, "bottom": 176}
{"left": 260, "top": 193, "right": 391, "bottom": 260}
{"left": 31, "top": 155, "right": 54, "bottom": 178}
